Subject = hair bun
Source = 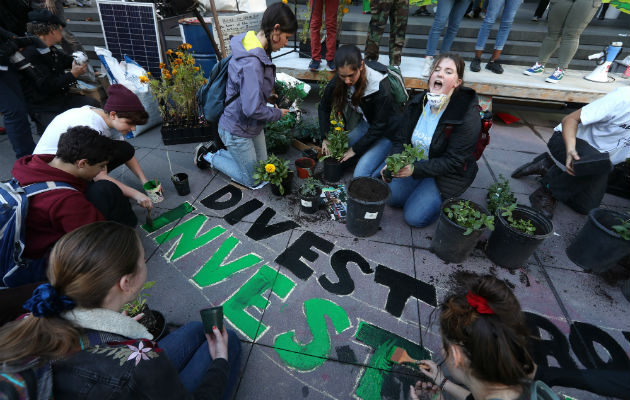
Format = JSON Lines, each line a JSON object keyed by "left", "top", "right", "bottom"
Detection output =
{"left": 23, "top": 283, "right": 76, "bottom": 317}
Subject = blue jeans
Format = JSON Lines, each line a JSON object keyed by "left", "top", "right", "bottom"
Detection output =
{"left": 0, "top": 69, "right": 35, "bottom": 158}
{"left": 387, "top": 176, "right": 442, "bottom": 227}
{"left": 347, "top": 119, "right": 369, "bottom": 148}
{"left": 159, "top": 322, "right": 242, "bottom": 399}
{"left": 353, "top": 138, "right": 392, "bottom": 178}
{"left": 426, "top": 0, "right": 470, "bottom": 56}
{"left": 475, "top": 0, "right": 523, "bottom": 51}
{"left": 208, "top": 127, "right": 267, "bottom": 187}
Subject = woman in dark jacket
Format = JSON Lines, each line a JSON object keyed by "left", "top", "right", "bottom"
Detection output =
{"left": 379, "top": 53, "right": 481, "bottom": 227}
{"left": 319, "top": 44, "right": 400, "bottom": 178}
{"left": 0, "top": 222, "right": 241, "bottom": 400}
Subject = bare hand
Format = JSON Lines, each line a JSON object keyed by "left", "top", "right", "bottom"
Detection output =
{"left": 565, "top": 149, "right": 580, "bottom": 176}
{"left": 121, "top": 309, "right": 144, "bottom": 321}
{"left": 206, "top": 326, "right": 229, "bottom": 361}
{"left": 394, "top": 164, "right": 414, "bottom": 178}
{"left": 419, "top": 360, "right": 444, "bottom": 384}
{"left": 280, "top": 109, "right": 289, "bottom": 117}
{"left": 341, "top": 148, "right": 355, "bottom": 162}
{"left": 322, "top": 139, "right": 331, "bottom": 156}
{"left": 135, "top": 192, "right": 153, "bottom": 210}
{"left": 71, "top": 61, "right": 88, "bottom": 78}
{"left": 410, "top": 380, "right": 440, "bottom": 400}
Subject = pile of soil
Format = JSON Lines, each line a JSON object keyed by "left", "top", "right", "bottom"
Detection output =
{"left": 348, "top": 178, "right": 388, "bottom": 202}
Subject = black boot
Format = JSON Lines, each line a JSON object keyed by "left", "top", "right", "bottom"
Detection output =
{"left": 511, "top": 153, "right": 554, "bottom": 179}
{"left": 529, "top": 186, "right": 557, "bottom": 219}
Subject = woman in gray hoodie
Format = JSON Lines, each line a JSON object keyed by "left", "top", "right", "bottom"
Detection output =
{"left": 195, "top": 2, "right": 297, "bottom": 187}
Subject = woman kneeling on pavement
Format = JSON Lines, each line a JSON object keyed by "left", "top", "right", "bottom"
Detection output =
{"left": 410, "top": 275, "right": 556, "bottom": 400}
{"left": 0, "top": 221, "right": 241, "bottom": 400}
{"left": 378, "top": 53, "right": 481, "bottom": 227}
{"left": 318, "top": 44, "right": 400, "bottom": 178}
{"left": 194, "top": 3, "right": 297, "bottom": 187}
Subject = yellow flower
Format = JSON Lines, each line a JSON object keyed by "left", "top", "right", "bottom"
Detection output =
{"left": 346, "top": 0, "right": 351, "bottom": 4}
{"left": 331, "top": 120, "right": 337, "bottom": 125}
{"left": 166, "top": 49, "right": 173, "bottom": 55}
{"left": 164, "top": 72, "right": 172, "bottom": 79}
{"left": 172, "top": 68, "right": 177, "bottom": 75}
{"left": 265, "top": 163, "right": 276, "bottom": 173}
{"left": 176, "top": 51, "right": 184, "bottom": 58}
{"left": 193, "top": 66, "right": 200, "bottom": 71}
{"left": 174, "top": 58, "right": 183, "bottom": 65}
{"left": 181, "top": 43, "right": 192, "bottom": 50}
{"left": 146, "top": 72, "right": 151, "bottom": 76}
{"left": 335, "top": 126, "right": 342, "bottom": 131}
{"left": 139, "top": 75, "right": 150, "bottom": 83}
{"left": 282, "top": 0, "right": 288, "bottom": 3}
{"left": 343, "top": 7, "right": 349, "bottom": 13}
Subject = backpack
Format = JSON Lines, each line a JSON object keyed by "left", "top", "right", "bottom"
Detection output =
{"left": 197, "top": 55, "right": 240, "bottom": 123}
{"left": 0, "top": 179, "right": 76, "bottom": 286}
{"left": 365, "top": 61, "right": 409, "bottom": 106}
{"left": 529, "top": 380, "right": 560, "bottom": 400}
{"left": 0, "top": 359, "right": 53, "bottom": 400}
{"left": 444, "top": 108, "right": 493, "bottom": 161}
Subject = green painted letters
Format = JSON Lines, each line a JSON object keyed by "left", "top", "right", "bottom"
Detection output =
{"left": 155, "top": 214, "right": 226, "bottom": 261}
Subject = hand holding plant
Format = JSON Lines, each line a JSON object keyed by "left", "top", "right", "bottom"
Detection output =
{"left": 253, "top": 154, "right": 291, "bottom": 195}
{"left": 383, "top": 144, "right": 426, "bottom": 182}
{"left": 444, "top": 200, "right": 495, "bottom": 235}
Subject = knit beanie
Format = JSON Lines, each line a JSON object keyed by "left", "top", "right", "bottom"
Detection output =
{"left": 104, "top": 84, "right": 146, "bottom": 113}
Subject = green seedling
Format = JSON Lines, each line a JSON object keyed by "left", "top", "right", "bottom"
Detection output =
{"left": 384, "top": 144, "right": 426, "bottom": 181}
{"left": 444, "top": 200, "right": 495, "bottom": 235}
{"left": 500, "top": 203, "right": 536, "bottom": 236}
{"left": 487, "top": 174, "right": 517, "bottom": 215}
{"left": 612, "top": 214, "right": 630, "bottom": 241}
{"left": 121, "top": 281, "right": 156, "bottom": 316}
{"left": 299, "top": 177, "right": 323, "bottom": 197}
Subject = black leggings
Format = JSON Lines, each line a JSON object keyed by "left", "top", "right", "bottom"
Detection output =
{"left": 85, "top": 180, "right": 137, "bottom": 227}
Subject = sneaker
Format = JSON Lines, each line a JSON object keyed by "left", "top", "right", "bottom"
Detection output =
{"left": 194, "top": 143, "right": 210, "bottom": 169}
{"left": 309, "top": 59, "right": 320, "bottom": 71}
{"left": 531, "top": 15, "right": 539, "bottom": 21}
{"left": 523, "top": 62, "right": 544, "bottom": 76}
{"left": 545, "top": 68, "right": 564, "bottom": 84}
{"left": 470, "top": 57, "right": 481, "bottom": 72}
{"left": 485, "top": 60, "right": 503, "bottom": 74}
{"left": 421, "top": 57, "right": 433, "bottom": 77}
{"left": 326, "top": 60, "right": 336, "bottom": 71}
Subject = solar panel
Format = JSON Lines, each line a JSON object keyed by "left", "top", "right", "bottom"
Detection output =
{"left": 97, "top": 1, "right": 163, "bottom": 76}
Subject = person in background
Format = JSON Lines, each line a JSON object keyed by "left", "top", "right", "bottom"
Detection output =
{"left": 364, "top": 0, "right": 408, "bottom": 68}
{"left": 0, "top": 221, "right": 242, "bottom": 399}
{"left": 30, "top": 0, "right": 84, "bottom": 54}
{"left": 511, "top": 86, "right": 629, "bottom": 219}
{"left": 319, "top": 44, "right": 399, "bottom": 178}
{"left": 307, "top": 0, "right": 339, "bottom": 72}
{"left": 379, "top": 53, "right": 480, "bottom": 227}
{"left": 522, "top": 0, "right": 602, "bottom": 84}
{"left": 194, "top": 2, "right": 297, "bottom": 188}
{"left": 18, "top": 9, "right": 100, "bottom": 133}
{"left": 469, "top": 0, "right": 523, "bottom": 74}
{"left": 531, "top": 0, "right": 549, "bottom": 21}
{"left": 34, "top": 84, "right": 153, "bottom": 212}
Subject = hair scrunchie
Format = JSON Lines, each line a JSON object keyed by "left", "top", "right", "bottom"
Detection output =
{"left": 466, "top": 291, "right": 494, "bottom": 315}
{"left": 23, "top": 283, "right": 76, "bottom": 317}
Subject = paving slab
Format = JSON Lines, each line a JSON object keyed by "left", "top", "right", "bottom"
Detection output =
{"left": 486, "top": 122, "right": 548, "bottom": 154}
{"left": 483, "top": 147, "right": 542, "bottom": 195}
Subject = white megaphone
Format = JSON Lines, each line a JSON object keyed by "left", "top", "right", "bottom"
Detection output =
{"left": 584, "top": 42, "right": 623, "bottom": 82}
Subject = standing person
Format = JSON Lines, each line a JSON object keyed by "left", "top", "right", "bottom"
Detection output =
{"left": 0, "top": 0, "right": 37, "bottom": 158}
{"left": 469, "top": 0, "right": 523, "bottom": 74}
{"left": 34, "top": 84, "right": 153, "bottom": 211}
{"left": 308, "top": 0, "right": 340, "bottom": 72}
{"left": 511, "top": 86, "right": 629, "bottom": 219}
{"left": 378, "top": 53, "right": 480, "bottom": 227}
{"left": 0, "top": 221, "right": 242, "bottom": 399}
{"left": 30, "top": 0, "right": 84, "bottom": 53}
{"left": 364, "top": 0, "right": 409, "bottom": 67}
{"left": 409, "top": 276, "right": 552, "bottom": 400}
{"left": 319, "top": 45, "right": 399, "bottom": 178}
{"left": 194, "top": 2, "right": 296, "bottom": 188}
{"left": 531, "top": 0, "right": 549, "bottom": 21}
{"left": 421, "top": 0, "right": 471, "bottom": 77}
{"left": 522, "top": 0, "right": 602, "bottom": 84}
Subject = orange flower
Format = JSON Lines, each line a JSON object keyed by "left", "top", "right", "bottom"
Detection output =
{"left": 146, "top": 72, "right": 151, "bottom": 76}
{"left": 159, "top": 62, "right": 165, "bottom": 68}
{"left": 161, "top": 68, "right": 169, "bottom": 76}
{"left": 176, "top": 51, "right": 184, "bottom": 58}
{"left": 343, "top": 7, "right": 349, "bottom": 13}
{"left": 163, "top": 72, "right": 172, "bottom": 79}
{"left": 139, "top": 75, "right": 150, "bottom": 83}
{"left": 184, "top": 43, "right": 193, "bottom": 50}
{"left": 193, "top": 66, "right": 200, "bottom": 71}
{"left": 187, "top": 59, "right": 195, "bottom": 64}
{"left": 166, "top": 49, "right": 173, "bottom": 55}
{"left": 346, "top": 0, "right": 351, "bottom": 4}
{"left": 174, "top": 58, "right": 183, "bottom": 65}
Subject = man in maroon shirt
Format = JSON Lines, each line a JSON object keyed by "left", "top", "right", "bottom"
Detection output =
{"left": 8, "top": 126, "right": 137, "bottom": 286}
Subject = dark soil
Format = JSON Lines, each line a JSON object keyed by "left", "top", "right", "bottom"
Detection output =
{"left": 348, "top": 178, "right": 389, "bottom": 202}
{"left": 134, "top": 305, "right": 166, "bottom": 340}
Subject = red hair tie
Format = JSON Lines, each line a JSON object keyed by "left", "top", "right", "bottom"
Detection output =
{"left": 466, "top": 291, "right": 494, "bottom": 314}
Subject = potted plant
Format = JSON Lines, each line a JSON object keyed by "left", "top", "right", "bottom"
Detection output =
{"left": 253, "top": 154, "right": 293, "bottom": 196}
{"left": 145, "top": 43, "right": 214, "bottom": 145}
{"left": 431, "top": 199, "right": 494, "bottom": 263}
{"left": 345, "top": 177, "right": 391, "bottom": 237}
{"left": 298, "top": 177, "right": 323, "bottom": 214}
{"left": 265, "top": 113, "right": 296, "bottom": 154}
{"left": 566, "top": 210, "right": 630, "bottom": 273}
{"left": 121, "top": 281, "right": 167, "bottom": 340}
{"left": 486, "top": 203, "right": 553, "bottom": 269}
{"left": 486, "top": 174, "right": 517, "bottom": 215}
{"left": 383, "top": 144, "right": 426, "bottom": 182}
{"left": 321, "top": 117, "right": 348, "bottom": 183}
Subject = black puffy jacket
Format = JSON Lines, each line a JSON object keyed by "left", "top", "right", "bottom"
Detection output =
{"left": 389, "top": 87, "right": 481, "bottom": 199}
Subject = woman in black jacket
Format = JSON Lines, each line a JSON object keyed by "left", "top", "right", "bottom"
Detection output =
{"left": 318, "top": 44, "right": 400, "bottom": 177}
{"left": 379, "top": 53, "right": 481, "bottom": 227}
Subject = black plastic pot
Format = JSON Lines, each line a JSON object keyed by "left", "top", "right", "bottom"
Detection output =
{"left": 161, "top": 122, "right": 222, "bottom": 146}
{"left": 270, "top": 171, "right": 294, "bottom": 196}
{"left": 486, "top": 204, "right": 553, "bottom": 269}
{"left": 171, "top": 173, "right": 190, "bottom": 196}
{"left": 346, "top": 177, "right": 391, "bottom": 237}
{"left": 299, "top": 188, "right": 322, "bottom": 214}
{"left": 566, "top": 208, "right": 630, "bottom": 273}
{"left": 323, "top": 158, "right": 343, "bottom": 183}
{"left": 431, "top": 198, "right": 489, "bottom": 263}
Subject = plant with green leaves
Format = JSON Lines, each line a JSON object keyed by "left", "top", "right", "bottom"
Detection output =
{"left": 253, "top": 154, "right": 291, "bottom": 195}
{"left": 321, "top": 118, "right": 348, "bottom": 161}
{"left": 487, "top": 174, "right": 517, "bottom": 215}
{"left": 383, "top": 144, "right": 426, "bottom": 181}
{"left": 317, "top": 69, "right": 331, "bottom": 102}
{"left": 121, "top": 281, "right": 156, "bottom": 316}
{"left": 274, "top": 80, "right": 305, "bottom": 109}
{"left": 265, "top": 113, "right": 296, "bottom": 152}
{"left": 444, "top": 200, "right": 495, "bottom": 235}
{"left": 499, "top": 203, "right": 536, "bottom": 235}
{"left": 299, "top": 177, "right": 323, "bottom": 197}
{"left": 294, "top": 117, "right": 322, "bottom": 144}
{"left": 612, "top": 213, "right": 630, "bottom": 241}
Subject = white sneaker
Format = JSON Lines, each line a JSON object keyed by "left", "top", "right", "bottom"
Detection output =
{"left": 421, "top": 58, "right": 433, "bottom": 77}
